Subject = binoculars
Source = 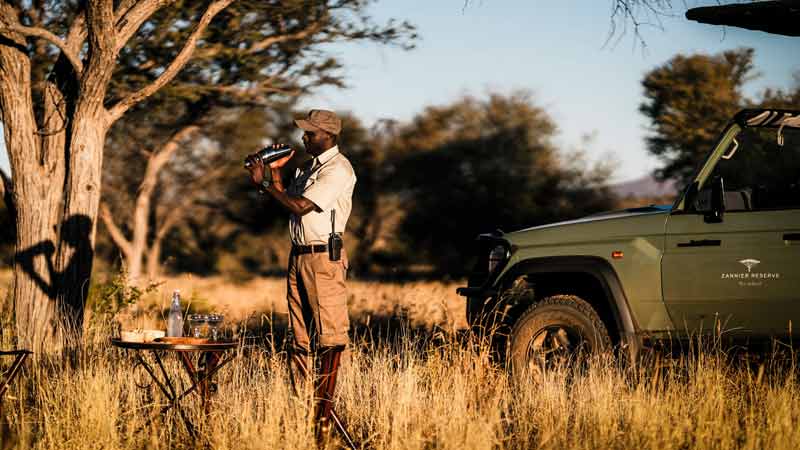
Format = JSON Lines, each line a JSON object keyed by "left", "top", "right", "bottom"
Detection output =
{"left": 244, "top": 144, "right": 293, "bottom": 168}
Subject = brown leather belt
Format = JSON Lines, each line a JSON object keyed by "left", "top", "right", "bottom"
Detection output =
{"left": 292, "top": 244, "right": 327, "bottom": 255}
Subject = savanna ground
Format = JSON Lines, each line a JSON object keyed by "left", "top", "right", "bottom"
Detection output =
{"left": 1, "top": 269, "right": 800, "bottom": 450}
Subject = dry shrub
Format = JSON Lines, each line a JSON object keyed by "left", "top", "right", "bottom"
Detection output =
{"left": 2, "top": 273, "right": 800, "bottom": 449}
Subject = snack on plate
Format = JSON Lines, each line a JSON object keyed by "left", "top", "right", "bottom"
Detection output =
{"left": 143, "top": 329, "right": 166, "bottom": 342}
{"left": 120, "top": 330, "right": 144, "bottom": 343}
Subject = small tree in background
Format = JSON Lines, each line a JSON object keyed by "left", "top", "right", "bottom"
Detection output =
{"left": 380, "top": 92, "right": 616, "bottom": 275}
{"left": 640, "top": 48, "right": 800, "bottom": 189}
{"left": 639, "top": 48, "right": 755, "bottom": 187}
{"left": 760, "top": 72, "right": 800, "bottom": 109}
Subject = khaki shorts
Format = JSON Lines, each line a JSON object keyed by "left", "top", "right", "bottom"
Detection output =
{"left": 287, "top": 247, "right": 350, "bottom": 351}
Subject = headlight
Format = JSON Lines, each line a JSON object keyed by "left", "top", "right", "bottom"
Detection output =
{"left": 488, "top": 245, "right": 508, "bottom": 273}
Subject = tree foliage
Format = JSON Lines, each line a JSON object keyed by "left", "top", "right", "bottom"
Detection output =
{"left": 640, "top": 48, "right": 755, "bottom": 186}
{"left": 761, "top": 72, "right": 800, "bottom": 109}
{"left": 640, "top": 48, "right": 800, "bottom": 188}
{"left": 381, "top": 92, "right": 616, "bottom": 274}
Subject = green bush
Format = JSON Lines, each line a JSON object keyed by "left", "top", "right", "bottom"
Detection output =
{"left": 86, "top": 270, "right": 162, "bottom": 320}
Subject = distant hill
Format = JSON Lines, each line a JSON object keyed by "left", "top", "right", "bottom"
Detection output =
{"left": 611, "top": 175, "right": 678, "bottom": 200}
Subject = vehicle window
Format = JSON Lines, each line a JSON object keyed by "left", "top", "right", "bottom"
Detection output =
{"left": 708, "top": 126, "right": 800, "bottom": 211}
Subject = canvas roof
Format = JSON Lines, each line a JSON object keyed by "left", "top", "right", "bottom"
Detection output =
{"left": 686, "top": 1, "right": 800, "bottom": 37}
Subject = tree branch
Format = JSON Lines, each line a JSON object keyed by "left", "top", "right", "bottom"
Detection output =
{"left": 64, "top": 5, "right": 87, "bottom": 53}
{"left": 0, "top": 24, "right": 83, "bottom": 75}
{"left": 99, "top": 202, "right": 133, "bottom": 256}
{"left": 190, "top": 80, "right": 303, "bottom": 98}
{"left": 140, "top": 124, "right": 200, "bottom": 197}
{"left": 192, "top": 16, "right": 327, "bottom": 61}
{"left": 106, "top": 0, "right": 235, "bottom": 123}
{"left": 80, "top": 0, "right": 117, "bottom": 104}
{"left": 63, "top": 0, "right": 137, "bottom": 57}
{"left": 114, "top": 0, "right": 176, "bottom": 54}
{"left": 88, "top": 0, "right": 116, "bottom": 51}
{"left": 247, "top": 18, "right": 327, "bottom": 54}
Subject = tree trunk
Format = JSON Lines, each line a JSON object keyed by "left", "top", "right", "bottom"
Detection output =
{"left": 2, "top": 78, "right": 64, "bottom": 351}
{"left": 5, "top": 101, "right": 107, "bottom": 352}
{"left": 1, "top": 3, "right": 111, "bottom": 350}
{"left": 127, "top": 193, "right": 147, "bottom": 283}
{"left": 99, "top": 124, "right": 200, "bottom": 286}
{"left": 0, "top": 29, "right": 67, "bottom": 351}
{"left": 51, "top": 108, "right": 109, "bottom": 339}
{"left": 146, "top": 239, "right": 162, "bottom": 281}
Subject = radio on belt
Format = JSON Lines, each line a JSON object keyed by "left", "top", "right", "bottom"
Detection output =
{"left": 328, "top": 210, "right": 343, "bottom": 261}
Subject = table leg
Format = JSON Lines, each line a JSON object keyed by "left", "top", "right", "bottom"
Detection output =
{"left": 129, "top": 349, "right": 236, "bottom": 443}
{"left": 133, "top": 350, "right": 197, "bottom": 438}
{"left": 152, "top": 351, "right": 197, "bottom": 438}
{"left": 178, "top": 353, "right": 208, "bottom": 413}
{"left": 134, "top": 352, "right": 172, "bottom": 399}
{"left": 176, "top": 353, "right": 235, "bottom": 409}
{"left": 152, "top": 351, "right": 179, "bottom": 400}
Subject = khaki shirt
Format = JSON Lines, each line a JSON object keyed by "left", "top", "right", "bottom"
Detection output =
{"left": 288, "top": 146, "right": 357, "bottom": 245}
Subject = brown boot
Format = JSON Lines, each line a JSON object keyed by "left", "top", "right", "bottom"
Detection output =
{"left": 314, "top": 345, "right": 345, "bottom": 444}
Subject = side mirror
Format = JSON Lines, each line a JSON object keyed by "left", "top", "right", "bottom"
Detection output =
{"left": 702, "top": 176, "right": 725, "bottom": 223}
{"left": 692, "top": 176, "right": 725, "bottom": 222}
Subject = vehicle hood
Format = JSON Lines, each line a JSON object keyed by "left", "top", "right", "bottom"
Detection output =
{"left": 505, "top": 205, "right": 671, "bottom": 247}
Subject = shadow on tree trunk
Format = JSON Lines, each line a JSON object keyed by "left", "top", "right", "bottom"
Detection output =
{"left": 14, "top": 214, "right": 94, "bottom": 344}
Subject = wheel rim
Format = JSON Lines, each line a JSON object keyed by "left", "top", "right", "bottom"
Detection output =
{"left": 524, "top": 325, "right": 586, "bottom": 374}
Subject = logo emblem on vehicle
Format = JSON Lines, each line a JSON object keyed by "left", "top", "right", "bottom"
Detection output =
{"left": 739, "top": 258, "right": 761, "bottom": 273}
{"left": 722, "top": 258, "right": 779, "bottom": 286}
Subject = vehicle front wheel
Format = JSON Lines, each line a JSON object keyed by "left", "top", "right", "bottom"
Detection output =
{"left": 508, "top": 294, "right": 611, "bottom": 378}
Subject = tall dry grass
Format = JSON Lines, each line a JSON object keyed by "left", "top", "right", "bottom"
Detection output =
{"left": 2, "top": 271, "right": 800, "bottom": 449}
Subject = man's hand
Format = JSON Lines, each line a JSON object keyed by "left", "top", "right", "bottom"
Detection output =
{"left": 268, "top": 145, "right": 295, "bottom": 169}
{"left": 246, "top": 155, "right": 266, "bottom": 185}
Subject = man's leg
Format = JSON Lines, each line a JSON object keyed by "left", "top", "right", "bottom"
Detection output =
{"left": 314, "top": 345, "right": 345, "bottom": 435}
{"left": 286, "top": 251, "right": 314, "bottom": 393}
{"left": 300, "top": 250, "right": 350, "bottom": 349}
{"left": 298, "top": 250, "right": 350, "bottom": 435}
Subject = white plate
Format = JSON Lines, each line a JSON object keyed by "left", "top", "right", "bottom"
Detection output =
{"left": 120, "top": 331, "right": 144, "bottom": 343}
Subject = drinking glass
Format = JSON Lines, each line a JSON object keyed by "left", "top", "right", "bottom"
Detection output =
{"left": 189, "top": 314, "right": 208, "bottom": 338}
{"left": 207, "top": 314, "right": 224, "bottom": 341}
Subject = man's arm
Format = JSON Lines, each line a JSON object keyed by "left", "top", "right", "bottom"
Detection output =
{"left": 245, "top": 149, "right": 318, "bottom": 216}
{"left": 264, "top": 166, "right": 317, "bottom": 216}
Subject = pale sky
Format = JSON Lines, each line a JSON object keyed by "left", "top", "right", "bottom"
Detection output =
{"left": 2, "top": 1, "right": 799, "bottom": 182}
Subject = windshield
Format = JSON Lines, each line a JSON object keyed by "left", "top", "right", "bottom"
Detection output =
{"left": 707, "top": 125, "right": 800, "bottom": 211}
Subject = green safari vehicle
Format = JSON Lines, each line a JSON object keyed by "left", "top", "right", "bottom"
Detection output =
{"left": 457, "top": 109, "right": 800, "bottom": 368}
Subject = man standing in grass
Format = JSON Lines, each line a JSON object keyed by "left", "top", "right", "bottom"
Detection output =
{"left": 246, "top": 109, "right": 356, "bottom": 437}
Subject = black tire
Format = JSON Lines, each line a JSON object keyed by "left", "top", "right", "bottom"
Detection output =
{"left": 508, "top": 294, "right": 611, "bottom": 378}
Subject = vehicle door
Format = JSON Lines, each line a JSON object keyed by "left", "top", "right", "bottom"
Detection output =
{"left": 662, "top": 123, "right": 800, "bottom": 336}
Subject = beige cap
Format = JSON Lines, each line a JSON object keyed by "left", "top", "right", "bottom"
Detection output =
{"left": 294, "top": 109, "right": 342, "bottom": 136}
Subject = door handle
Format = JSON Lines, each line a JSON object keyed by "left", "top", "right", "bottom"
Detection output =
{"left": 784, "top": 233, "right": 800, "bottom": 241}
{"left": 677, "top": 239, "right": 721, "bottom": 248}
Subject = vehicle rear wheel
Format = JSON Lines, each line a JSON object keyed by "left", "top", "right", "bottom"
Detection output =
{"left": 508, "top": 294, "right": 611, "bottom": 379}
